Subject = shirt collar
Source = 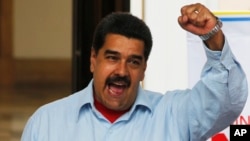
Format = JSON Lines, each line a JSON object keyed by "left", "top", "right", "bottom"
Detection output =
{"left": 74, "top": 80, "right": 94, "bottom": 122}
{"left": 132, "top": 85, "right": 153, "bottom": 112}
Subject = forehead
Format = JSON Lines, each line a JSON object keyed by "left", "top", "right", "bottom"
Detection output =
{"left": 101, "top": 33, "right": 145, "bottom": 56}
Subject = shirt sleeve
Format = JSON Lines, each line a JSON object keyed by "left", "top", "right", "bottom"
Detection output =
{"left": 21, "top": 112, "right": 38, "bottom": 141}
{"left": 187, "top": 38, "right": 248, "bottom": 140}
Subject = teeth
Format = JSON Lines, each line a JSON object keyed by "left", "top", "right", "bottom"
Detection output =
{"left": 114, "top": 82, "right": 126, "bottom": 86}
{"left": 109, "top": 88, "right": 116, "bottom": 95}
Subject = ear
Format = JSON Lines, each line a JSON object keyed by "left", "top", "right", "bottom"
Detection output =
{"left": 90, "top": 48, "right": 97, "bottom": 73}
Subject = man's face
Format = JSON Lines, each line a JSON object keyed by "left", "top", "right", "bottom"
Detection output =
{"left": 90, "top": 33, "right": 147, "bottom": 111}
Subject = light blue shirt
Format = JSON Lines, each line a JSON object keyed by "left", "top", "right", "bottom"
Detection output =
{"left": 21, "top": 40, "right": 248, "bottom": 141}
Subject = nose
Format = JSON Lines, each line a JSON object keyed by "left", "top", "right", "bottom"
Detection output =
{"left": 115, "top": 61, "right": 129, "bottom": 77}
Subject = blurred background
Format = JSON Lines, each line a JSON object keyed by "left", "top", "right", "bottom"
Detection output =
{"left": 0, "top": 0, "right": 72, "bottom": 140}
{"left": 0, "top": 0, "right": 249, "bottom": 141}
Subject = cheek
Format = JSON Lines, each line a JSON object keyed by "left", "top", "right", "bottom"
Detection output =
{"left": 91, "top": 57, "right": 105, "bottom": 73}
{"left": 93, "top": 63, "right": 113, "bottom": 79}
{"left": 137, "top": 69, "right": 145, "bottom": 81}
{"left": 130, "top": 71, "right": 145, "bottom": 85}
{"left": 136, "top": 64, "right": 146, "bottom": 81}
{"left": 139, "top": 70, "right": 145, "bottom": 81}
{"left": 139, "top": 71, "right": 145, "bottom": 81}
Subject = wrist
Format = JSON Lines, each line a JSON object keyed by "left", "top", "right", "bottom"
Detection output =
{"left": 199, "top": 17, "right": 223, "bottom": 41}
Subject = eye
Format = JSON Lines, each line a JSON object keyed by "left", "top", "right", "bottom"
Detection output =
{"left": 128, "top": 58, "right": 141, "bottom": 67}
{"left": 106, "top": 55, "right": 119, "bottom": 62}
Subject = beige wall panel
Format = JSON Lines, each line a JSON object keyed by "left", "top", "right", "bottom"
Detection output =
{"left": 13, "top": 0, "right": 72, "bottom": 59}
{"left": 218, "top": 0, "right": 250, "bottom": 10}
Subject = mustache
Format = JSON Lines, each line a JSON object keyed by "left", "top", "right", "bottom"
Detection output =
{"left": 106, "top": 75, "right": 131, "bottom": 87}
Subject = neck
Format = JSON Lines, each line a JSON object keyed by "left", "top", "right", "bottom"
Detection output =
{"left": 94, "top": 97, "right": 129, "bottom": 123}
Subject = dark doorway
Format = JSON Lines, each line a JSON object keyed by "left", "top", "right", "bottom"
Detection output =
{"left": 0, "top": 0, "right": 12, "bottom": 59}
{"left": 72, "top": 0, "right": 130, "bottom": 92}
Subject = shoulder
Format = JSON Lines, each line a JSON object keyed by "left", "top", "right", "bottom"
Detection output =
{"left": 30, "top": 88, "right": 91, "bottom": 123}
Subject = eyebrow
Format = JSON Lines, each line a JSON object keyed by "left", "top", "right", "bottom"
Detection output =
{"left": 130, "top": 55, "right": 143, "bottom": 61}
{"left": 104, "top": 49, "right": 120, "bottom": 56}
{"left": 104, "top": 49, "right": 143, "bottom": 61}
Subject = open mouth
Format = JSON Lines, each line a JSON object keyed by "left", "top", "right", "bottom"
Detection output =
{"left": 106, "top": 75, "right": 130, "bottom": 96}
{"left": 108, "top": 82, "right": 128, "bottom": 96}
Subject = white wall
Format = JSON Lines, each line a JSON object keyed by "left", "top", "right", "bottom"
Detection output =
{"left": 143, "top": 1, "right": 189, "bottom": 93}
{"left": 131, "top": 0, "right": 250, "bottom": 93}
{"left": 218, "top": 0, "right": 250, "bottom": 10}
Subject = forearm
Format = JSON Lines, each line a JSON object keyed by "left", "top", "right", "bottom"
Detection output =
{"left": 204, "top": 30, "right": 224, "bottom": 51}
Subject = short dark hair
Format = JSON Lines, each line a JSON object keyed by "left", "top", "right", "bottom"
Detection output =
{"left": 92, "top": 12, "right": 153, "bottom": 61}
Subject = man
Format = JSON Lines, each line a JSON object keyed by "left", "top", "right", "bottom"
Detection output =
{"left": 21, "top": 3, "right": 248, "bottom": 141}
